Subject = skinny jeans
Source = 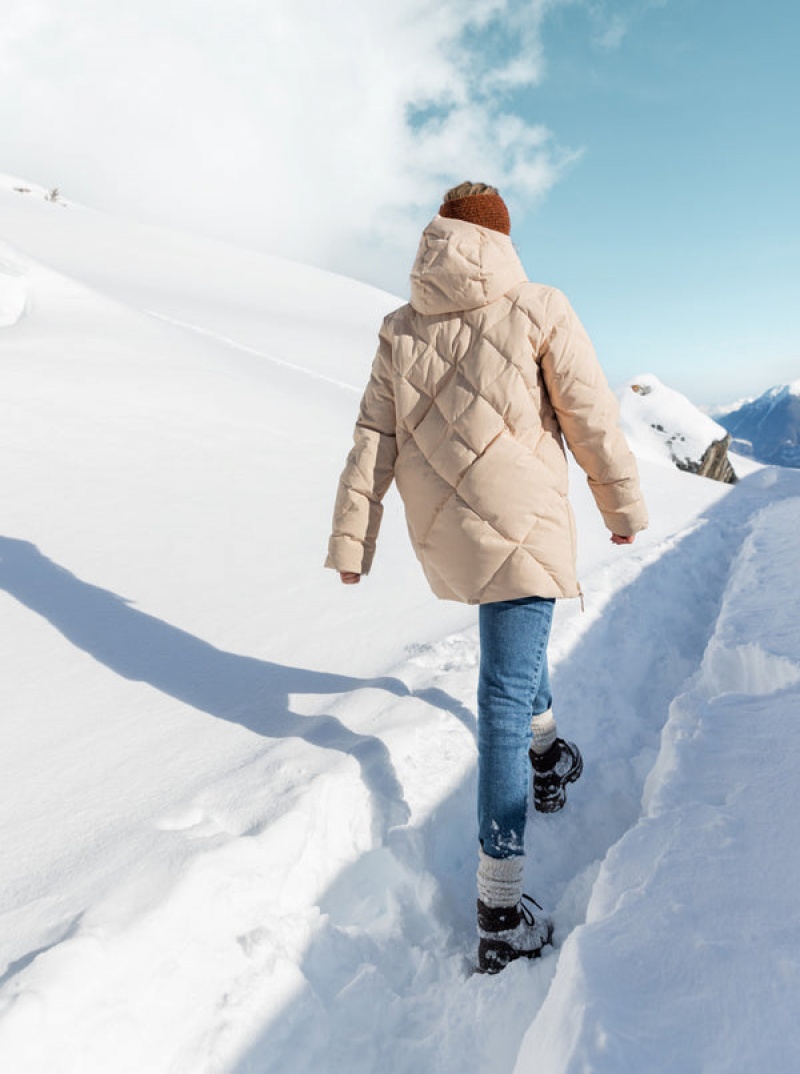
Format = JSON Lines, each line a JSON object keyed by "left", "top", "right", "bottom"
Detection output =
{"left": 477, "top": 595, "right": 554, "bottom": 858}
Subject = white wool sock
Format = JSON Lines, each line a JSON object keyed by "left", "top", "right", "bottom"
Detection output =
{"left": 530, "top": 708, "right": 557, "bottom": 755}
{"left": 477, "top": 848, "right": 524, "bottom": 908}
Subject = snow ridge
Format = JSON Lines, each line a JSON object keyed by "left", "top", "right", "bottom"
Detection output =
{"left": 515, "top": 469, "right": 800, "bottom": 1074}
{"left": 145, "top": 310, "right": 360, "bottom": 392}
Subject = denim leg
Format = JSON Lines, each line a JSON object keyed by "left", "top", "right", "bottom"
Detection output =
{"left": 477, "top": 595, "right": 555, "bottom": 859}
{"left": 532, "top": 654, "right": 553, "bottom": 718}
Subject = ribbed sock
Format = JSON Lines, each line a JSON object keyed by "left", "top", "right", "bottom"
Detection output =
{"left": 530, "top": 708, "right": 557, "bottom": 755}
{"left": 477, "top": 848, "right": 524, "bottom": 908}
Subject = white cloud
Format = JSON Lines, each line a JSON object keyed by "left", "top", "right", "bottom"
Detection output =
{"left": 595, "top": 14, "right": 628, "bottom": 49}
{"left": 586, "top": 1, "right": 666, "bottom": 52}
{"left": 1, "top": 0, "right": 578, "bottom": 290}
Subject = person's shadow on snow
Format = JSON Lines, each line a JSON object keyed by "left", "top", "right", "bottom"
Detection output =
{"left": 0, "top": 536, "right": 475, "bottom": 837}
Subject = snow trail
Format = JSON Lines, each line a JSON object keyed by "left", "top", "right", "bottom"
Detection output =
{"left": 226, "top": 467, "right": 796, "bottom": 1074}
{"left": 516, "top": 483, "right": 800, "bottom": 1073}
{"left": 144, "top": 310, "right": 361, "bottom": 393}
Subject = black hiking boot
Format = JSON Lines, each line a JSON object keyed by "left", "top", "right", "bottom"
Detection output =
{"left": 477, "top": 895, "right": 553, "bottom": 974}
{"left": 529, "top": 738, "right": 583, "bottom": 814}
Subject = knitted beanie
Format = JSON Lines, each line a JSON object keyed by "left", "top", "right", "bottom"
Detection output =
{"left": 439, "top": 181, "right": 511, "bottom": 235}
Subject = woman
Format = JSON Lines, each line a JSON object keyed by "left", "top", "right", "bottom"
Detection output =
{"left": 326, "top": 181, "right": 648, "bottom": 973}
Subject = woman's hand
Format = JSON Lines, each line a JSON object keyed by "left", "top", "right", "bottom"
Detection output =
{"left": 339, "top": 571, "right": 362, "bottom": 585}
{"left": 610, "top": 534, "right": 635, "bottom": 545}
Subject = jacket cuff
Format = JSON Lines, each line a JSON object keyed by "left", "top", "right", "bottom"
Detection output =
{"left": 325, "top": 535, "right": 375, "bottom": 575}
{"left": 601, "top": 501, "right": 649, "bottom": 537}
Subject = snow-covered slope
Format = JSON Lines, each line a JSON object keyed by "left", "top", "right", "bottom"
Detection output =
{"left": 0, "top": 172, "right": 394, "bottom": 386}
{"left": 2, "top": 182, "right": 800, "bottom": 1074}
{"left": 716, "top": 381, "right": 800, "bottom": 468}
{"left": 618, "top": 372, "right": 736, "bottom": 481}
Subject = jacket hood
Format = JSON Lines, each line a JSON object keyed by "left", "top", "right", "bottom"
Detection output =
{"left": 409, "top": 215, "right": 527, "bottom": 316}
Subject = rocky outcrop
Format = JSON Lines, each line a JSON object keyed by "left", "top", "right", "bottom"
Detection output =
{"left": 676, "top": 434, "right": 737, "bottom": 484}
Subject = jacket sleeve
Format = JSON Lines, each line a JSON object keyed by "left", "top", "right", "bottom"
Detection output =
{"left": 539, "top": 289, "right": 648, "bottom": 537}
{"left": 325, "top": 320, "right": 398, "bottom": 574}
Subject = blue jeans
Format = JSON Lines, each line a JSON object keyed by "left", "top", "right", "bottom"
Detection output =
{"left": 477, "top": 595, "right": 555, "bottom": 858}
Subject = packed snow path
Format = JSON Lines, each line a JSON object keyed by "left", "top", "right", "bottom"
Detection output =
{"left": 229, "top": 467, "right": 800, "bottom": 1074}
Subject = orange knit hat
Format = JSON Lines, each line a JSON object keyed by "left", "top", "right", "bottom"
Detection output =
{"left": 438, "top": 181, "right": 511, "bottom": 235}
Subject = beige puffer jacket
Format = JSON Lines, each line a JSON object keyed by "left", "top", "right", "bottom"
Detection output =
{"left": 326, "top": 215, "right": 647, "bottom": 604}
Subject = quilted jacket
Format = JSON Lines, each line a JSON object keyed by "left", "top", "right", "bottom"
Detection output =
{"left": 325, "top": 215, "right": 648, "bottom": 604}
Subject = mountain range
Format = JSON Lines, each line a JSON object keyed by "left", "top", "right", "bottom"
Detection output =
{"left": 715, "top": 383, "right": 800, "bottom": 468}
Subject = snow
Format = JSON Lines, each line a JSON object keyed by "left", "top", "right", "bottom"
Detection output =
{"left": 618, "top": 371, "right": 730, "bottom": 471}
{"left": 2, "top": 177, "right": 800, "bottom": 1073}
{"left": 709, "top": 381, "right": 800, "bottom": 418}
{"left": 0, "top": 244, "right": 28, "bottom": 327}
{"left": 516, "top": 485, "right": 800, "bottom": 1073}
{"left": 763, "top": 381, "right": 800, "bottom": 402}
{"left": 716, "top": 380, "right": 800, "bottom": 469}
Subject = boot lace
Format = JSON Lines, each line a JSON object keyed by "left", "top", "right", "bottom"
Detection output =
{"left": 519, "top": 893, "right": 543, "bottom": 925}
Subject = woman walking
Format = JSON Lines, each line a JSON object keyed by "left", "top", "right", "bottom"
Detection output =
{"left": 326, "top": 182, "right": 647, "bottom": 972}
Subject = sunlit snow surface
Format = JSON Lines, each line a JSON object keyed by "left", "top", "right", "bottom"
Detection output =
{"left": 2, "top": 178, "right": 799, "bottom": 1073}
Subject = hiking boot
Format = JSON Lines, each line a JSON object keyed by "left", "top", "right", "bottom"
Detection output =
{"left": 477, "top": 894, "right": 553, "bottom": 974}
{"left": 529, "top": 738, "right": 583, "bottom": 813}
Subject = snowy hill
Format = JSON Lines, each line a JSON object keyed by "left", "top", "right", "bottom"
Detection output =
{"left": 2, "top": 181, "right": 800, "bottom": 1073}
{"left": 618, "top": 372, "right": 737, "bottom": 483}
{"left": 716, "top": 382, "right": 800, "bottom": 468}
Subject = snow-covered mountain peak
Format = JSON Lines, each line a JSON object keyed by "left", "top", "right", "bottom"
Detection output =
{"left": 769, "top": 380, "right": 800, "bottom": 401}
{"left": 717, "top": 380, "right": 800, "bottom": 468}
{"left": 618, "top": 373, "right": 736, "bottom": 482}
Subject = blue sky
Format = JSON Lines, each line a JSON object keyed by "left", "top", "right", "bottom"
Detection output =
{"left": 2, "top": 0, "right": 797, "bottom": 404}
{"left": 505, "top": 0, "right": 800, "bottom": 403}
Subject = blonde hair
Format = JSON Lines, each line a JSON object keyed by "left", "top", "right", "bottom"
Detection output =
{"left": 443, "top": 181, "right": 499, "bottom": 202}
